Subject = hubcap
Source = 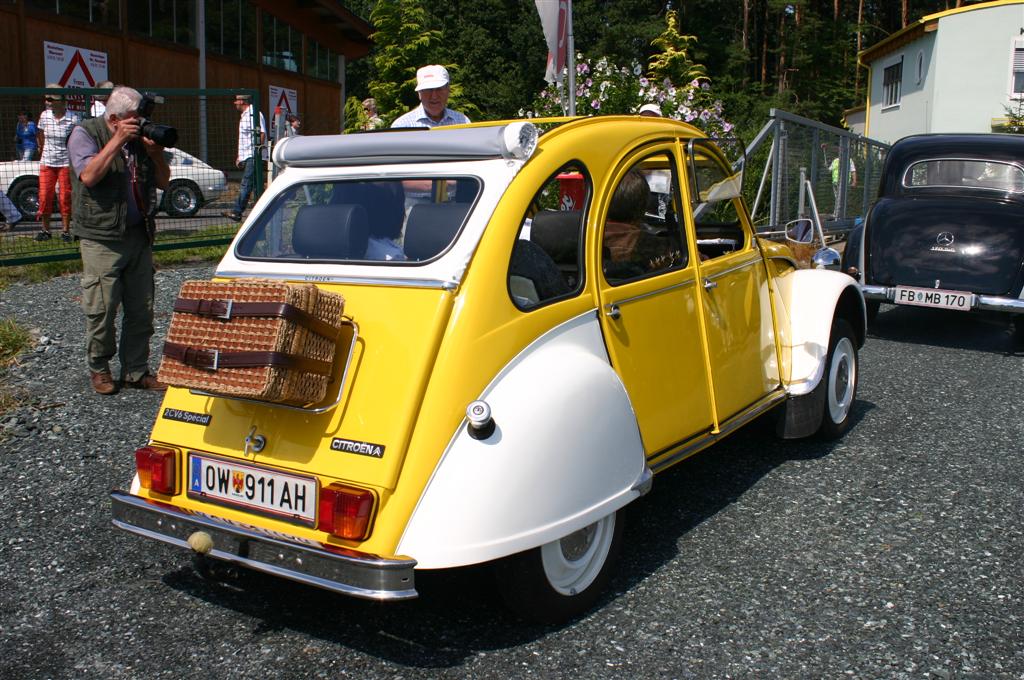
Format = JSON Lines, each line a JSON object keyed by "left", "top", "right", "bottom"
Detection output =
{"left": 540, "top": 514, "right": 615, "bottom": 596}
{"left": 827, "top": 337, "right": 856, "bottom": 423}
{"left": 171, "top": 187, "right": 198, "bottom": 212}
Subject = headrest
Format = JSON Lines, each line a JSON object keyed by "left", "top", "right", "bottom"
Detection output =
{"left": 331, "top": 182, "right": 406, "bottom": 239}
{"left": 529, "top": 210, "right": 583, "bottom": 266}
{"left": 403, "top": 203, "right": 471, "bottom": 261}
{"left": 292, "top": 204, "right": 369, "bottom": 259}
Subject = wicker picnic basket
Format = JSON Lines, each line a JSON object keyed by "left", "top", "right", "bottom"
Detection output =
{"left": 157, "top": 279, "right": 346, "bottom": 405}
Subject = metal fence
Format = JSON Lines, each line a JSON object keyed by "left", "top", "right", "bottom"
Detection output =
{"left": 0, "top": 87, "right": 265, "bottom": 266}
{"left": 744, "top": 109, "right": 890, "bottom": 236}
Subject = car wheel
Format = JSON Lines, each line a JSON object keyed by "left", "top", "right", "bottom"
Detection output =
{"left": 865, "top": 299, "right": 880, "bottom": 324}
{"left": 493, "top": 510, "right": 624, "bottom": 624}
{"left": 163, "top": 180, "right": 202, "bottom": 218}
{"left": 9, "top": 178, "right": 39, "bottom": 220}
{"left": 817, "top": 318, "right": 858, "bottom": 439}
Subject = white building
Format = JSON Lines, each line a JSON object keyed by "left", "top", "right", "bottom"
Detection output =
{"left": 860, "top": 0, "right": 1024, "bottom": 143}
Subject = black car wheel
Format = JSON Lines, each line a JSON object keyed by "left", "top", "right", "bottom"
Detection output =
{"left": 865, "top": 299, "right": 880, "bottom": 323}
{"left": 9, "top": 177, "right": 40, "bottom": 220}
{"left": 163, "top": 180, "right": 203, "bottom": 218}
{"left": 493, "top": 510, "right": 623, "bottom": 623}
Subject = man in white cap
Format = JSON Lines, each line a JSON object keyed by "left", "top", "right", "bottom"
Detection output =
{"left": 391, "top": 64, "right": 471, "bottom": 128}
{"left": 638, "top": 103, "right": 662, "bottom": 117}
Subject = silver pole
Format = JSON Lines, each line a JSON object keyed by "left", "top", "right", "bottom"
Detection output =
{"left": 196, "top": 0, "right": 208, "bottom": 162}
{"left": 566, "top": 0, "right": 575, "bottom": 116}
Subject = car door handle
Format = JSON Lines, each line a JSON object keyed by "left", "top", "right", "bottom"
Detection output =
{"left": 605, "top": 303, "right": 621, "bottom": 320}
{"left": 703, "top": 278, "right": 717, "bottom": 290}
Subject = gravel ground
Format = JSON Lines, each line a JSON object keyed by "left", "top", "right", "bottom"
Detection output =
{"left": 0, "top": 268, "right": 1022, "bottom": 679}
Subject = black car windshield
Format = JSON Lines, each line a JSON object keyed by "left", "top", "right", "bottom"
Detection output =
{"left": 235, "top": 177, "right": 480, "bottom": 264}
{"left": 902, "top": 159, "right": 1024, "bottom": 193}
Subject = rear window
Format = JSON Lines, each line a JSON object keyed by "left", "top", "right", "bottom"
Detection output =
{"left": 235, "top": 177, "right": 480, "bottom": 263}
{"left": 902, "top": 159, "right": 1024, "bottom": 193}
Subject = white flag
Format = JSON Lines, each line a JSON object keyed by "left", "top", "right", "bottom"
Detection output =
{"left": 535, "top": 0, "right": 569, "bottom": 84}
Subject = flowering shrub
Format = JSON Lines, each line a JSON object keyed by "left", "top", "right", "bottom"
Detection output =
{"left": 520, "top": 54, "right": 734, "bottom": 138}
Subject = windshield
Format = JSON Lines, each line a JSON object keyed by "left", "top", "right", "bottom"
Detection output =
{"left": 235, "top": 177, "right": 480, "bottom": 264}
{"left": 902, "top": 159, "right": 1024, "bottom": 193}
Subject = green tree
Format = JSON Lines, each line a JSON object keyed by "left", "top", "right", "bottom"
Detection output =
{"left": 648, "top": 10, "right": 707, "bottom": 85}
{"left": 366, "top": 0, "right": 443, "bottom": 126}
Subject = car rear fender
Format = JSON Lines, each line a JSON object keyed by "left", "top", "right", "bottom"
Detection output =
{"left": 396, "top": 311, "right": 649, "bottom": 569}
{"left": 775, "top": 269, "right": 866, "bottom": 395}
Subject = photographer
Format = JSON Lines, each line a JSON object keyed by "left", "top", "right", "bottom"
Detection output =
{"left": 68, "top": 85, "right": 170, "bottom": 395}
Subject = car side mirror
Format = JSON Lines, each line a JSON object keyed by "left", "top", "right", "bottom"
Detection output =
{"left": 784, "top": 218, "right": 815, "bottom": 244}
{"left": 812, "top": 246, "right": 842, "bottom": 271}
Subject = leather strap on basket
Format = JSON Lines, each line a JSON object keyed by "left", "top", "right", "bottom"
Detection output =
{"left": 173, "top": 297, "right": 339, "bottom": 340}
{"left": 162, "top": 341, "right": 332, "bottom": 376}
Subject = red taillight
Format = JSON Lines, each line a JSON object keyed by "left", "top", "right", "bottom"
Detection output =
{"left": 135, "top": 446, "right": 177, "bottom": 495}
{"left": 318, "top": 484, "right": 375, "bottom": 540}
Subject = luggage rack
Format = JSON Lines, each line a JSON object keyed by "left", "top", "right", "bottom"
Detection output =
{"left": 188, "top": 317, "right": 359, "bottom": 414}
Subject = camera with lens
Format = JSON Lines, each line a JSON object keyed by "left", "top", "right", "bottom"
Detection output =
{"left": 137, "top": 92, "right": 178, "bottom": 148}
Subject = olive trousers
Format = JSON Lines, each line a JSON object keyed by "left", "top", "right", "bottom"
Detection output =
{"left": 79, "top": 227, "right": 155, "bottom": 382}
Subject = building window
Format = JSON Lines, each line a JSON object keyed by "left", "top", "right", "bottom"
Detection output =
{"left": 128, "top": 0, "right": 194, "bottom": 46}
{"left": 1012, "top": 45, "right": 1024, "bottom": 96}
{"left": 25, "top": 0, "right": 119, "bottom": 28}
{"left": 206, "top": 0, "right": 257, "bottom": 62}
{"left": 883, "top": 58, "right": 903, "bottom": 108}
{"left": 262, "top": 12, "right": 301, "bottom": 73}
{"left": 306, "top": 39, "right": 339, "bottom": 82}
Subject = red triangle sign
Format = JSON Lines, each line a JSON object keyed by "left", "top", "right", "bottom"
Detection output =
{"left": 58, "top": 50, "right": 96, "bottom": 87}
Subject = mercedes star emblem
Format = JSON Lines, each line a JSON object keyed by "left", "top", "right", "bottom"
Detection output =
{"left": 936, "top": 232, "right": 955, "bottom": 246}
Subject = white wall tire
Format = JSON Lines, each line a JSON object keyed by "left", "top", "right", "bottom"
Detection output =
{"left": 819, "top": 318, "right": 858, "bottom": 439}
{"left": 494, "top": 510, "right": 624, "bottom": 623}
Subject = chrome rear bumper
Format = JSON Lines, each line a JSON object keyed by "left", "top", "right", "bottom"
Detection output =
{"left": 861, "top": 285, "right": 1024, "bottom": 313}
{"left": 111, "top": 491, "right": 417, "bottom": 601}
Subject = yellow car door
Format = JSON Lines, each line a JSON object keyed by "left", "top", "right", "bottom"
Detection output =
{"left": 595, "top": 148, "right": 714, "bottom": 456}
{"left": 685, "top": 140, "right": 782, "bottom": 421}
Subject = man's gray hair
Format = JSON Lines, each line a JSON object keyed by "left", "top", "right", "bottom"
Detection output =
{"left": 105, "top": 86, "right": 142, "bottom": 120}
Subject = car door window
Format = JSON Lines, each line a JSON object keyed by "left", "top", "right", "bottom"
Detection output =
{"left": 602, "top": 153, "right": 688, "bottom": 285}
{"left": 507, "top": 163, "right": 588, "bottom": 310}
{"left": 689, "top": 142, "right": 747, "bottom": 261}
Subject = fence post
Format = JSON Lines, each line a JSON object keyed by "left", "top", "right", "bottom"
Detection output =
{"left": 771, "top": 118, "right": 784, "bottom": 229}
{"left": 838, "top": 136, "right": 850, "bottom": 219}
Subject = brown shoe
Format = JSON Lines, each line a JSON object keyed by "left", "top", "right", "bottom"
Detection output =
{"left": 90, "top": 370, "right": 118, "bottom": 395}
{"left": 124, "top": 373, "right": 167, "bottom": 391}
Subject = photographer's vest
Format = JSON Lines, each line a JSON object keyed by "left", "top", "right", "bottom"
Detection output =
{"left": 70, "top": 117, "right": 156, "bottom": 241}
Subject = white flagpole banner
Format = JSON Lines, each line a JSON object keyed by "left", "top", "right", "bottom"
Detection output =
{"left": 535, "top": 0, "right": 569, "bottom": 85}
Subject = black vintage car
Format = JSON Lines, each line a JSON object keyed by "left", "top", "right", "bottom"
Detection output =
{"left": 843, "top": 133, "right": 1024, "bottom": 335}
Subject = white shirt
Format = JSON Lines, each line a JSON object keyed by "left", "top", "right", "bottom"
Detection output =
{"left": 237, "top": 105, "right": 268, "bottom": 163}
{"left": 90, "top": 100, "right": 106, "bottom": 118}
{"left": 390, "top": 104, "right": 470, "bottom": 129}
{"left": 37, "top": 108, "right": 80, "bottom": 167}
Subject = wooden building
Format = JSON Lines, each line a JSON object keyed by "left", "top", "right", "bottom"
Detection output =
{"left": 0, "top": 0, "right": 373, "bottom": 135}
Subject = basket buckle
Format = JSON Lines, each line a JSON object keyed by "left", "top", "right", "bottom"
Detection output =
{"left": 215, "top": 299, "right": 233, "bottom": 320}
{"left": 202, "top": 349, "right": 220, "bottom": 371}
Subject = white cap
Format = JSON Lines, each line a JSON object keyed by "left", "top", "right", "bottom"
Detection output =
{"left": 415, "top": 64, "right": 450, "bottom": 91}
{"left": 638, "top": 103, "right": 662, "bottom": 116}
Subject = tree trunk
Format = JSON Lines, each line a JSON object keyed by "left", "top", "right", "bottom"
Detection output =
{"left": 902, "top": 0, "right": 909, "bottom": 28}
{"left": 855, "top": 0, "right": 865, "bottom": 97}
{"left": 761, "top": 1, "right": 769, "bottom": 85}
{"left": 743, "top": 0, "right": 750, "bottom": 53}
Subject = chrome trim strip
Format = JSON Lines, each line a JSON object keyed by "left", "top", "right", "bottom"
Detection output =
{"left": 703, "top": 256, "right": 761, "bottom": 281}
{"left": 648, "top": 389, "right": 788, "bottom": 474}
{"left": 860, "top": 284, "right": 889, "bottom": 300}
{"left": 213, "top": 271, "right": 458, "bottom": 291}
{"left": 860, "top": 285, "right": 1024, "bottom": 312}
{"left": 187, "top": 318, "right": 360, "bottom": 414}
{"left": 977, "top": 295, "right": 1024, "bottom": 312}
{"left": 607, "top": 278, "right": 696, "bottom": 309}
{"left": 110, "top": 491, "right": 418, "bottom": 601}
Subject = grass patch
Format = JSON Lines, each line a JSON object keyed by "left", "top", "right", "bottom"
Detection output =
{"left": 0, "top": 317, "right": 32, "bottom": 419}
{"left": 0, "top": 317, "right": 31, "bottom": 366}
{"left": 0, "top": 242, "right": 228, "bottom": 289}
